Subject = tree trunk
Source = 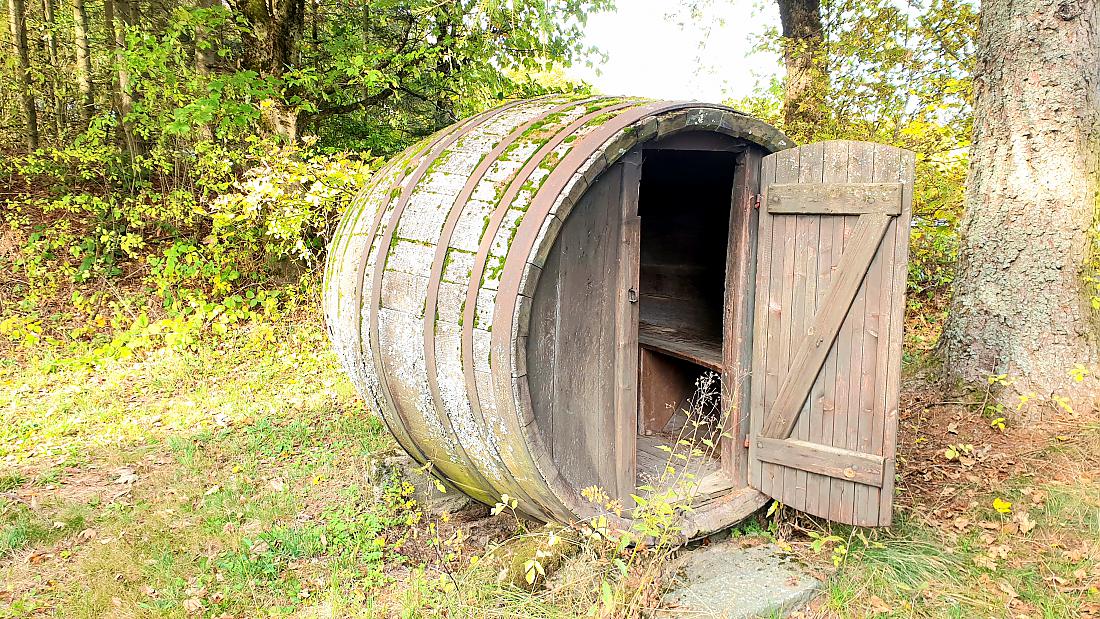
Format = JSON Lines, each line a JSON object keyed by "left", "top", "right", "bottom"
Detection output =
{"left": 42, "top": 0, "right": 63, "bottom": 139}
{"left": 195, "top": 0, "right": 217, "bottom": 76}
{"left": 230, "top": 0, "right": 305, "bottom": 140}
{"left": 107, "top": 0, "right": 144, "bottom": 156}
{"left": 776, "top": 0, "right": 827, "bottom": 142}
{"left": 72, "top": 0, "right": 94, "bottom": 125}
{"left": 195, "top": 0, "right": 217, "bottom": 140}
{"left": 942, "top": 0, "right": 1100, "bottom": 417}
{"left": 8, "top": 0, "right": 40, "bottom": 150}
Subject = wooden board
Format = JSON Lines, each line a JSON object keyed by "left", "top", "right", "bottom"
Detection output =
{"left": 639, "top": 322, "right": 723, "bottom": 371}
{"left": 635, "top": 434, "right": 733, "bottom": 506}
{"left": 747, "top": 140, "right": 914, "bottom": 527}
{"left": 527, "top": 162, "right": 632, "bottom": 496}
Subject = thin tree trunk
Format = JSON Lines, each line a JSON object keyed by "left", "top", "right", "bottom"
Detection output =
{"left": 108, "top": 0, "right": 143, "bottom": 156}
{"left": 231, "top": 0, "right": 305, "bottom": 140}
{"left": 942, "top": 0, "right": 1100, "bottom": 416}
{"left": 42, "top": 0, "right": 63, "bottom": 139}
{"left": 776, "top": 0, "right": 827, "bottom": 142}
{"left": 8, "top": 0, "right": 40, "bottom": 149}
{"left": 71, "top": 0, "right": 94, "bottom": 125}
{"left": 195, "top": 0, "right": 216, "bottom": 139}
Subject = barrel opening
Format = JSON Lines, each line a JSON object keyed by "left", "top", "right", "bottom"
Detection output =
{"left": 635, "top": 145, "right": 739, "bottom": 501}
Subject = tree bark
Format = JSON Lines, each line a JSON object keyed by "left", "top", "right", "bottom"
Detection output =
{"left": 943, "top": 0, "right": 1100, "bottom": 416}
{"left": 8, "top": 0, "right": 40, "bottom": 150}
{"left": 194, "top": 0, "right": 217, "bottom": 140}
{"left": 776, "top": 0, "right": 827, "bottom": 142}
{"left": 228, "top": 0, "right": 305, "bottom": 140}
{"left": 71, "top": 0, "right": 94, "bottom": 125}
{"left": 42, "top": 0, "right": 63, "bottom": 139}
{"left": 107, "top": 0, "right": 144, "bottom": 156}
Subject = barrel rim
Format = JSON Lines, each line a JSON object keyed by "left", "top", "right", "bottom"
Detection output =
{"left": 494, "top": 101, "right": 791, "bottom": 535}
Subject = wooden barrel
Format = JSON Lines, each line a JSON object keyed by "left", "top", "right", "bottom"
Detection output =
{"left": 323, "top": 95, "right": 790, "bottom": 532}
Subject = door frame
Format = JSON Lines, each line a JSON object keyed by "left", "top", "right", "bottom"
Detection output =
{"left": 721, "top": 146, "right": 766, "bottom": 487}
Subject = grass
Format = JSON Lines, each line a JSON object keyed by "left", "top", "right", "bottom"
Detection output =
{"left": 1, "top": 317, "right": 1098, "bottom": 618}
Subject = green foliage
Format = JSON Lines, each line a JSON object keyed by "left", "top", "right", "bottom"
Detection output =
{"left": 732, "top": 0, "right": 977, "bottom": 308}
{"left": 1, "top": 0, "right": 608, "bottom": 366}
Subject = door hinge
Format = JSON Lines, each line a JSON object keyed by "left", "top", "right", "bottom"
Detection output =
{"left": 752, "top": 194, "right": 763, "bottom": 209}
{"left": 744, "top": 437, "right": 751, "bottom": 448}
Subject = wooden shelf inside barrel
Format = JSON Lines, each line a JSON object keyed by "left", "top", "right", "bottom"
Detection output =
{"left": 639, "top": 322, "right": 723, "bottom": 372}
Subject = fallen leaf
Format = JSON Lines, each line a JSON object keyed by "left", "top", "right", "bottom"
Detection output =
{"left": 1014, "top": 511, "right": 1036, "bottom": 534}
{"left": 114, "top": 468, "right": 138, "bottom": 485}
{"left": 183, "top": 597, "right": 203, "bottom": 614}
{"left": 868, "top": 595, "right": 892, "bottom": 614}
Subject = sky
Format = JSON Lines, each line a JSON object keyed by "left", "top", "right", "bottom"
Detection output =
{"left": 565, "top": 0, "right": 783, "bottom": 104}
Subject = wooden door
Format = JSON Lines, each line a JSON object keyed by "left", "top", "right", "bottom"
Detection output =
{"left": 747, "top": 141, "right": 914, "bottom": 527}
{"left": 526, "top": 154, "right": 640, "bottom": 502}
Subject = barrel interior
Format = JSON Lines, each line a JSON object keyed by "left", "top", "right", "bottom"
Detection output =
{"left": 636, "top": 145, "right": 737, "bottom": 498}
{"left": 528, "top": 128, "right": 763, "bottom": 514}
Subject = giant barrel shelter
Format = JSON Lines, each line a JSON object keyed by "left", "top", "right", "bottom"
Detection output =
{"left": 323, "top": 95, "right": 915, "bottom": 537}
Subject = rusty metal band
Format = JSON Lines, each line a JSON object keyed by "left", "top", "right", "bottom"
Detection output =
{"left": 324, "top": 140, "right": 423, "bottom": 322}
{"left": 489, "top": 101, "right": 701, "bottom": 520}
{"left": 420, "top": 96, "right": 598, "bottom": 517}
{"left": 328, "top": 138, "right": 436, "bottom": 430}
{"left": 350, "top": 107, "right": 511, "bottom": 477}
{"left": 366, "top": 99, "right": 533, "bottom": 500}
{"left": 460, "top": 99, "right": 647, "bottom": 520}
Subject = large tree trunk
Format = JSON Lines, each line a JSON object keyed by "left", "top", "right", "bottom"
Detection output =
{"left": 71, "top": 0, "right": 94, "bottom": 125}
{"left": 776, "top": 0, "right": 827, "bottom": 142}
{"left": 943, "top": 0, "right": 1100, "bottom": 416}
{"left": 8, "top": 0, "right": 40, "bottom": 150}
{"left": 229, "top": 0, "right": 305, "bottom": 140}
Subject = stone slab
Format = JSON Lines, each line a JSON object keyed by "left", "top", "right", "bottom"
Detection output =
{"left": 658, "top": 542, "right": 821, "bottom": 618}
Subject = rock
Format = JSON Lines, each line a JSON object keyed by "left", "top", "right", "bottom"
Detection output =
{"left": 483, "top": 526, "right": 582, "bottom": 591}
{"left": 657, "top": 541, "right": 821, "bottom": 618}
{"left": 364, "top": 448, "right": 472, "bottom": 516}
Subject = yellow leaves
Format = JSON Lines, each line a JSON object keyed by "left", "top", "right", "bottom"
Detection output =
{"left": 1070, "top": 364, "right": 1089, "bottom": 382}
{"left": 944, "top": 443, "right": 974, "bottom": 464}
{"left": 490, "top": 493, "right": 518, "bottom": 516}
{"left": 1052, "top": 395, "right": 1076, "bottom": 417}
{"left": 992, "top": 498, "right": 1012, "bottom": 514}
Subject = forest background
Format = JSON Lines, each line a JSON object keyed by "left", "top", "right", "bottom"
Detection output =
{"left": 6, "top": 0, "right": 1098, "bottom": 618}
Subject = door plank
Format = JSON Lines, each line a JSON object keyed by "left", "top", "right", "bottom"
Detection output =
{"left": 760, "top": 213, "right": 890, "bottom": 440}
{"left": 796, "top": 142, "right": 825, "bottom": 517}
{"left": 837, "top": 140, "right": 875, "bottom": 524}
{"left": 748, "top": 154, "right": 778, "bottom": 491}
{"left": 754, "top": 438, "right": 885, "bottom": 487}
{"left": 880, "top": 149, "right": 915, "bottom": 524}
{"left": 819, "top": 141, "right": 849, "bottom": 522}
{"left": 767, "top": 183, "right": 902, "bottom": 214}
